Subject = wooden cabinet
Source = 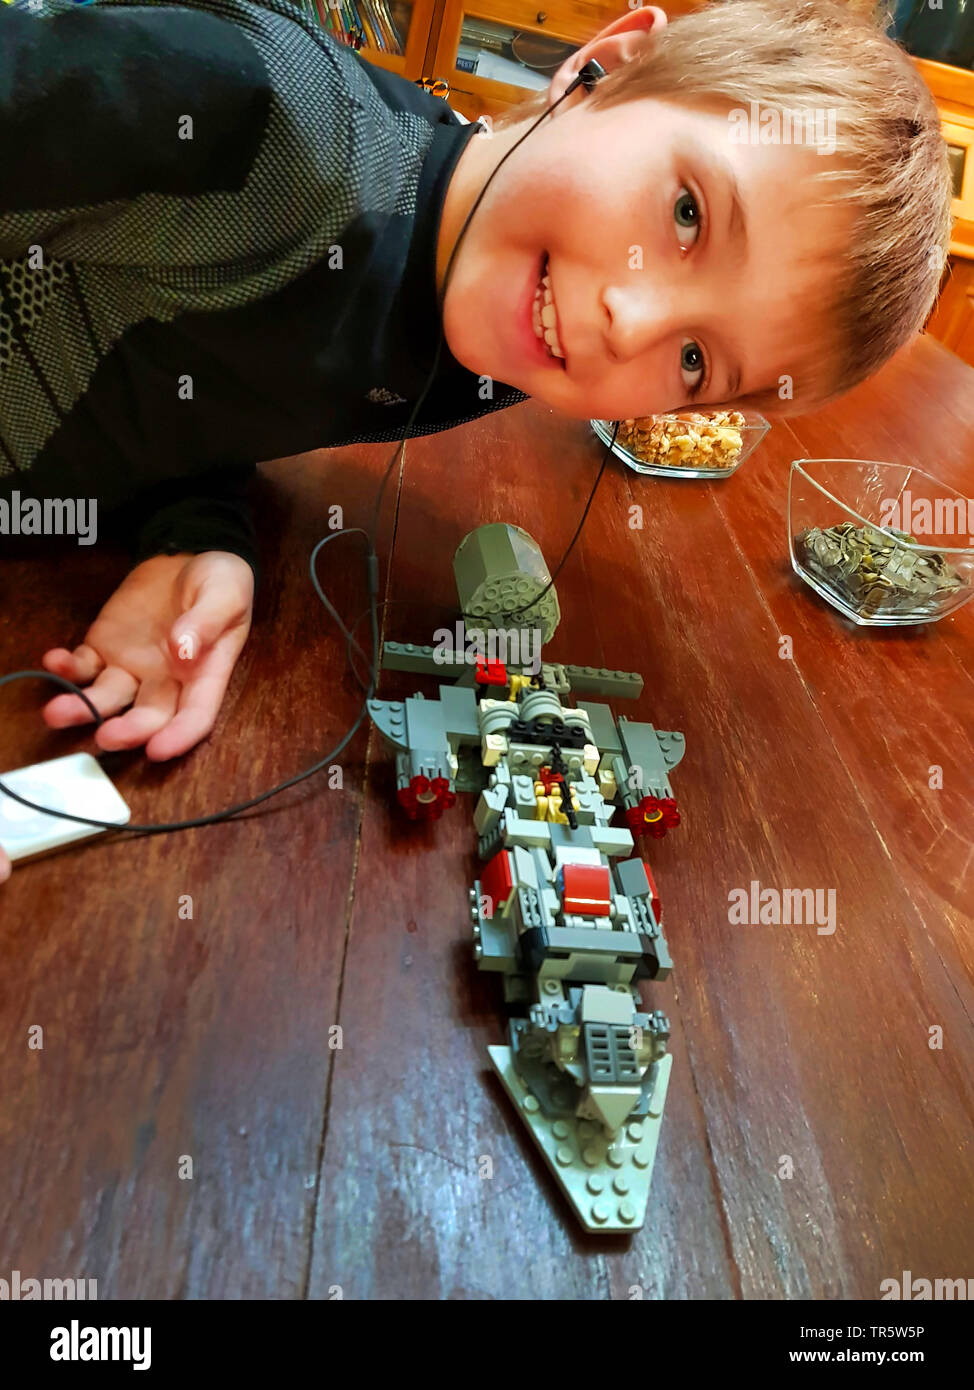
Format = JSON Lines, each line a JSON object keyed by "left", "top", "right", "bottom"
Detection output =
{"left": 927, "top": 256, "right": 974, "bottom": 369}
{"left": 914, "top": 58, "right": 974, "bottom": 367}
{"left": 321, "top": 0, "right": 703, "bottom": 121}
{"left": 914, "top": 58, "right": 974, "bottom": 260}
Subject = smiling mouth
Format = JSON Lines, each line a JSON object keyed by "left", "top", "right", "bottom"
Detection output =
{"left": 532, "top": 253, "right": 566, "bottom": 361}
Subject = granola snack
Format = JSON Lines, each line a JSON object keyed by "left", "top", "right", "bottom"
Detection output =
{"left": 616, "top": 409, "right": 747, "bottom": 470}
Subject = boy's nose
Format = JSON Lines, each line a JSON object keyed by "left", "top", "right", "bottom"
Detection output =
{"left": 601, "top": 279, "right": 691, "bottom": 365}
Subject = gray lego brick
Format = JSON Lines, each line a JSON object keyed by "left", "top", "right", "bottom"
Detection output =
{"left": 575, "top": 700, "right": 623, "bottom": 754}
{"left": 615, "top": 856, "right": 652, "bottom": 900}
{"left": 454, "top": 745, "right": 487, "bottom": 794}
{"left": 548, "top": 822, "right": 594, "bottom": 851}
{"left": 540, "top": 663, "right": 571, "bottom": 695}
{"left": 530, "top": 926, "right": 647, "bottom": 959}
{"left": 382, "top": 640, "right": 467, "bottom": 677}
{"left": 472, "top": 881, "right": 518, "bottom": 973}
{"left": 588, "top": 827, "right": 637, "bottom": 857}
{"left": 438, "top": 683, "right": 481, "bottom": 741}
{"left": 655, "top": 729, "right": 687, "bottom": 773}
{"left": 366, "top": 699, "right": 407, "bottom": 750}
{"left": 616, "top": 718, "right": 673, "bottom": 797}
{"left": 564, "top": 666, "right": 643, "bottom": 699}
{"left": 486, "top": 1047, "right": 672, "bottom": 1234}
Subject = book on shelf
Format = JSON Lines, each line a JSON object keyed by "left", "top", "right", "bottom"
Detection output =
{"left": 310, "top": 0, "right": 405, "bottom": 57}
{"left": 317, "top": 0, "right": 345, "bottom": 40}
{"left": 358, "top": 4, "right": 384, "bottom": 52}
{"left": 361, "top": 0, "right": 387, "bottom": 51}
{"left": 375, "top": 0, "right": 405, "bottom": 54}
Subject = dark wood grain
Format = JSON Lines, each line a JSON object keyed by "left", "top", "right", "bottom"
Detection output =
{"left": 1, "top": 336, "right": 972, "bottom": 1299}
{"left": 0, "top": 446, "right": 394, "bottom": 1298}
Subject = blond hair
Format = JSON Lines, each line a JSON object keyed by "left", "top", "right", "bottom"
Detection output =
{"left": 493, "top": 0, "right": 953, "bottom": 416}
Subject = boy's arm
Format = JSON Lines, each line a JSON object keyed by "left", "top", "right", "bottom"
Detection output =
{"left": 0, "top": 0, "right": 271, "bottom": 259}
{"left": 118, "top": 466, "right": 262, "bottom": 588}
{"left": 2, "top": 2, "right": 269, "bottom": 578}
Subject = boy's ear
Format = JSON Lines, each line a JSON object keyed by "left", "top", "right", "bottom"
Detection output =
{"left": 547, "top": 7, "right": 668, "bottom": 109}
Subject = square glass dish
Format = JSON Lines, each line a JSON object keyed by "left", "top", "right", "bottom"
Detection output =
{"left": 591, "top": 409, "right": 770, "bottom": 477}
{"left": 789, "top": 458, "right": 974, "bottom": 626}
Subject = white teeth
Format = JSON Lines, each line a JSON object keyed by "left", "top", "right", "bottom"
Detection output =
{"left": 532, "top": 259, "right": 564, "bottom": 360}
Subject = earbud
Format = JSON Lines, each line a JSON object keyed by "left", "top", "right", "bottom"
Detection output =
{"left": 568, "top": 60, "right": 607, "bottom": 95}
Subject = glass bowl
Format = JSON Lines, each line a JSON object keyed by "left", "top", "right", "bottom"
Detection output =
{"left": 591, "top": 409, "right": 770, "bottom": 478}
{"left": 789, "top": 459, "right": 974, "bottom": 626}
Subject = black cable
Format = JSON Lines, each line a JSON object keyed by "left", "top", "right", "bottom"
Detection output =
{"left": 0, "top": 65, "right": 619, "bottom": 843}
{"left": 0, "top": 537, "right": 380, "bottom": 834}
{"left": 488, "top": 417, "right": 618, "bottom": 622}
{"left": 0, "top": 575, "right": 377, "bottom": 834}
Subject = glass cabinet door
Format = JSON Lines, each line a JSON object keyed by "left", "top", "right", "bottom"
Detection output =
{"left": 434, "top": 2, "right": 600, "bottom": 102}
{"left": 454, "top": 13, "right": 580, "bottom": 92}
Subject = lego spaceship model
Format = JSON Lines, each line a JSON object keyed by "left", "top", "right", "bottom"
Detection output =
{"left": 367, "top": 524, "right": 685, "bottom": 1234}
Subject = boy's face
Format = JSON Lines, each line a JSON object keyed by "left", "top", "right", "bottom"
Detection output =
{"left": 438, "top": 92, "right": 852, "bottom": 421}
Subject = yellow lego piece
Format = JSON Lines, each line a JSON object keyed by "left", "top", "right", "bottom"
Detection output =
{"left": 508, "top": 674, "right": 533, "bottom": 702}
{"left": 598, "top": 766, "right": 617, "bottom": 800}
{"left": 533, "top": 781, "right": 580, "bottom": 823}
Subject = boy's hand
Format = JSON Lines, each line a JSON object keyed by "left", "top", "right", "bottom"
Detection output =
{"left": 39, "top": 552, "right": 255, "bottom": 761}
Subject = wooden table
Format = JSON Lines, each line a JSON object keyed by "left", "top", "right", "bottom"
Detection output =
{"left": 1, "top": 334, "right": 972, "bottom": 1300}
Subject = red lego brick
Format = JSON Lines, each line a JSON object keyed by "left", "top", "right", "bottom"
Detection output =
{"left": 561, "top": 862, "right": 611, "bottom": 916}
{"left": 475, "top": 657, "right": 507, "bottom": 686}
{"left": 480, "top": 849, "right": 514, "bottom": 918}
{"left": 641, "top": 857, "right": 662, "bottom": 924}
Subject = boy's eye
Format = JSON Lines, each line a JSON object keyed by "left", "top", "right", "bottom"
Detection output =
{"left": 681, "top": 339, "right": 706, "bottom": 392}
{"left": 674, "top": 188, "right": 701, "bottom": 250}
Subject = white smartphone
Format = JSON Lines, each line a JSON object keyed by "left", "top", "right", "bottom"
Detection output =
{"left": 0, "top": 752, "right": 131, "bottom": 863}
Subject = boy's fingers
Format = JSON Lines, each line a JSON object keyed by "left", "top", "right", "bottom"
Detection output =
{"left": 93, "top": 678, "right": 181, "bottom": 752}
{"left": 170, "top": 581, "right": 248, "bottom": 664}
{"left": 42, "top": 644, "right": 105, "bottom": 685}
{"left": 41, "top": 665, "right": 139, "bottom": 728}
{"left": 0, "top": 849, "right": 11, "bottom": 885}
{"left": 144, "top": 669, "right": 232, "bottom": 762}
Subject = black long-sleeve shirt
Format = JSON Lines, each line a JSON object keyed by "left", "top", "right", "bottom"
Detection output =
{"left": 0, "top": 0, "right": 528, "bottom": 581}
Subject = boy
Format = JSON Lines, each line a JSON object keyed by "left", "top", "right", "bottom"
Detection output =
{"left": 0, "top": 0, "right": 953, "bottom": 884}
